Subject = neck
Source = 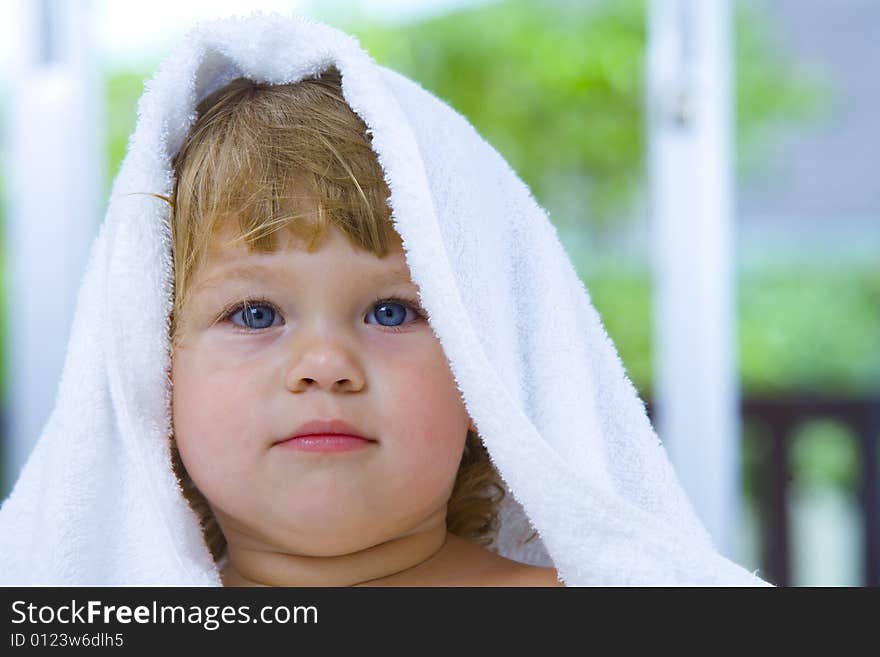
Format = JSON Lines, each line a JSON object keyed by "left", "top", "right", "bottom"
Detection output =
{"left": 219, "top": 518, "right": 450, "bottom": 587}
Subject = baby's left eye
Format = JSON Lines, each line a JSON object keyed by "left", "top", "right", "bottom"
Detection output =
{"left": 227, "top": 302, "right": 281, "bottom": 330}
{"left": 366, "top": 299, "right": 424, "bottom": 329}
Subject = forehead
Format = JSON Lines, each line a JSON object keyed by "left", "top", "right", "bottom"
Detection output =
{"left": 193, "top": 260, "right": 415, "bottom": 293}
{"left": 192, "top": 222, "right": 413, "bottom": 292}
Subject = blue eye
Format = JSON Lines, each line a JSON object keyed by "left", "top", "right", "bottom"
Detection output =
{"left": 229, "top": 303, "right": 278, "bottom": 330}
{"left": 368, "top": 297, "right": 424, "bottom": 329}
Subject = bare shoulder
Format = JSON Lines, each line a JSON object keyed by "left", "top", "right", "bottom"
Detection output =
{"left": 446, "top": 534, "right": 564, "bottom": 587}
{"left": 492, "top": 560, "right": 565, "bottom": 587}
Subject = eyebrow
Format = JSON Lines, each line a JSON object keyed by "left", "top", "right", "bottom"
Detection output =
{"left": 194, "top": 263, "right": 415, "bottom": 292}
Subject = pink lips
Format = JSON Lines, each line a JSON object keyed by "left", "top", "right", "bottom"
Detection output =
{"left": 275, "top": 418, "right": 376, "bottom": 453}
{"left": 279, "top": 434, "right": 373, "bottom": 453}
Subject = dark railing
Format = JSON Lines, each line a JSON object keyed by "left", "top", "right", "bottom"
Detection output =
{"left": 647, "top": 394, "right": 880, "bottom": 587}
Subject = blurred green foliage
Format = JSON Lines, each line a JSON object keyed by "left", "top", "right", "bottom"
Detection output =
{"left": 585, "top": 263, "right": 880, "bottom": 397}
{"left": 789, "top": 420, "right": 861, "bottom": 493}
{"left": 734, "top": 0, "right": 833, "bottom": 176}
{"left": 737, "top": 266, "right": 880, "bottom": 395}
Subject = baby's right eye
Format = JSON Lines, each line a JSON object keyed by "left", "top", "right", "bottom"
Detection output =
{"left": 226, "top": 300, "right": 282, "bottom": 330}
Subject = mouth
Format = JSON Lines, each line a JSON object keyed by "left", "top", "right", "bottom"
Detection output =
{"left": 273, "top": 418, "right": 378, "bottom": 453}
{"left": 275, "top": 434, "right": 375, "bottom": 453}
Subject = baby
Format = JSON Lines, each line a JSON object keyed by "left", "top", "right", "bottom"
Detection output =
{"left": 0, "top": 12, "right": 771, "bottom": 587}
{"left": 164, "top": 67, "right": 561, "bottom": 587}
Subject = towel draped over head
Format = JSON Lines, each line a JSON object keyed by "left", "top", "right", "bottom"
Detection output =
{"left": 0, "top": 12, "right": 770, "bottom": 586}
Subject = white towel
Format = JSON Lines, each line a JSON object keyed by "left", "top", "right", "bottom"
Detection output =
{"left": 0, "top": 11, "right": 770, "bottom": 586}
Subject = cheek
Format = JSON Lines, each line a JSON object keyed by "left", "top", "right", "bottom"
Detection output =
{"left": 380, "top": 340, "right": 470, "bottom": 489}
{"left": 171, "top": 346, "right": 263, "bottom": 494}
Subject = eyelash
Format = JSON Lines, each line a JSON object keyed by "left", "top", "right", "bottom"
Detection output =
{"left": 218, "top": 295, "right": 426, "bottom": 333}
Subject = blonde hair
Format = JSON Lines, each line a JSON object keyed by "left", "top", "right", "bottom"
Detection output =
{"left": 156, "top": 67, "right": 506, "bottom": 561}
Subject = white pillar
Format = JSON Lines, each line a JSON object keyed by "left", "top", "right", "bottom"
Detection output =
{"left": 646, "top": 0, "right": 740, "bottom": 559}
{"left": 2, "top": 0, "right": 103, "bottom": 495}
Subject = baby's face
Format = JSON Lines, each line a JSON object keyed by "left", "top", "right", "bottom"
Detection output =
{"left": 171, "top": 223, "right": 471, "bottom": 556}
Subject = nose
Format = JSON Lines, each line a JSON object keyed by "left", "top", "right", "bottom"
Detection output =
{"left": 284, "top": 338, "right": 365, "bottom": 393}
